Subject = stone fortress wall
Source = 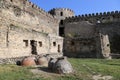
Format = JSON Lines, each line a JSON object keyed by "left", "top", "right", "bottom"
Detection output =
{"left": 0, "top": 0, "right": 120, "bottom": 59}
{"left": 0, "top": 0, "right": 59, "bottom": 34}
{"left": 63, "top": 11, "right": 120, "bottom": 58}
{"left": 49, "top": 8, "right": 75, "bottom": 36}
{"left": 48, "top": 8, "right": 120, "bottom": 59}
{"left": 0, "top": 0, "right": 63, "bottom": 58}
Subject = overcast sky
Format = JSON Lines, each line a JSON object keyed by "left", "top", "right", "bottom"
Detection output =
{"left": 29, "top": 0, "right": 120, "bottom": 15}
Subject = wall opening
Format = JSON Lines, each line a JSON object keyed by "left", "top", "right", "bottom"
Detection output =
{"left": 60, "top": 12, "right": 63, "bottom": 16}
{"left": 58, "top": 45, "right": 60, "bottom": 52}
{"left": 83, "top": 43, "right": 87, "bottom": 46}
{"left": 32, "top": 4, "right": 34, "bottom": 8}
{"left": 107, "top": 44, "right": 110, "bottom": 47}
{"left": 30, "top": 40, "right": 37, "bottom": 55}
{"left": 59, "top": 27, "right": 64, "bottom": 36}
{"left": 60, "top": 20, "right": 63, "bottom": 25}
{"left": 71, "top": 41, "right": 75, "bottom": 46}
{"left": 53, "top": 42, "right": 56, "bottom": 46}
{"left": 10, "top": 0, "right": 13, "bottom": 2}
{"left": 23, "top": 40, "right": 28, "bottom": 47}
{"left": 38, "top": 41, "right": 42, "bottom": 47}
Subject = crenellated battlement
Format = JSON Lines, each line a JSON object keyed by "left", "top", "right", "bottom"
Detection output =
{"left": 48, "top": 8, "right": 74, "bottom": 13}
{"left": 48, "top": 8, "right": 75, "bottom": 20}
{"left": 65, "top": 11, "right": 120, "bottom": 24}
{"left": 26, "top": 0, "right": 55, "bottom": 19}
{"left": 4, "top": 0, "right": 56, "bottom": 21}
{"left": 27, "top": 1, "right": 45, "bottom": 13}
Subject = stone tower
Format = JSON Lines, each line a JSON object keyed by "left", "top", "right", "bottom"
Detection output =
{"left": 48, "top": 8, "right": 75, "bottom": 36}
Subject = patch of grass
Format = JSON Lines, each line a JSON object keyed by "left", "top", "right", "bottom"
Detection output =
{"left": 0, "top": 59, "right": 120, "bottom": 80}
{"left": 0, "top": 65, "right": 46, "bottom": 80}
{"left": 68, "top": 59, "right": 120, "bottom": 80}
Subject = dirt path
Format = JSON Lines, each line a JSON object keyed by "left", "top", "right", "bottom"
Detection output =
{"left": 30, "top": 65, "right": 113, "bottom": 80}
{"left": 82, "top": 64, "right": 113, "bottom": 80}
{"left": 92, "top": 74, "right": 113, "bottom": 80}
{"left": 30, "top": 67, "right": 65, "bottom": 79}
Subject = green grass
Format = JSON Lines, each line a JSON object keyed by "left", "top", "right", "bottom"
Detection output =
{"left": 69, "top": 59, "right": 120, "bottom": 80}
{"left": 0, "top": 65, "right": 47, "bottom": 80}
{"left": 0, "top": 59, "right": 120, "bottom": 80}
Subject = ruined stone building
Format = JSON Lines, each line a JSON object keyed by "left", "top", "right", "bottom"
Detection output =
{"left": 49, "top": 9, "right": 120, "bottom": 59}
{"left": 0, "top": 0, "right": 63, "bottom": 59}
{"left": 0, "top": 0, "right": 120, "bottom": 59}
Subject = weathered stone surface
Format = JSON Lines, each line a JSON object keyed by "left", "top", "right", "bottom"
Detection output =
{"left": 48, "top": 58, "right": 57, "bottom": 71}
{"left": 48, "top": 57, "right": 73, "bottom": 74}
{"left": 54, "top": 57, "right": 73, "bottom": 74}
{"left": 49, "top": 7, "right": 120, "bottom": 59}
{"left": 0, "top": 0, "right": 120, "bottom": 60}
{"left": 0, "top": 0, "right": 63, "bottom": 59}
{"left": 0, "top": 56, "right": 25, "bottom": 64}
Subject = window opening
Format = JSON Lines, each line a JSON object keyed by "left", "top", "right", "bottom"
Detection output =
{"left": 53, "top": 42, "right": 56, "bottom": 46}
{"left": 23, "top": 40, "right": 28, "bottom": 47}
{"left": 39, "top": 41, "right": 42, "bottom": 47}
{"left": 60, "top": 12, "right": 63, "bottom": 16}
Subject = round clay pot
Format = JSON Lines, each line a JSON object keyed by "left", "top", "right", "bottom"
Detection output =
{"left": 21, "top": 57, "right": 36, "bottom": 66}
{"left": 37, "top": 56, "right": 48, "bottom": 66}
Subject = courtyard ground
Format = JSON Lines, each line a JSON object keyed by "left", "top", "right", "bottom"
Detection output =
{"left": 0, "top": 58, "right": 120, "bottom": 80}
